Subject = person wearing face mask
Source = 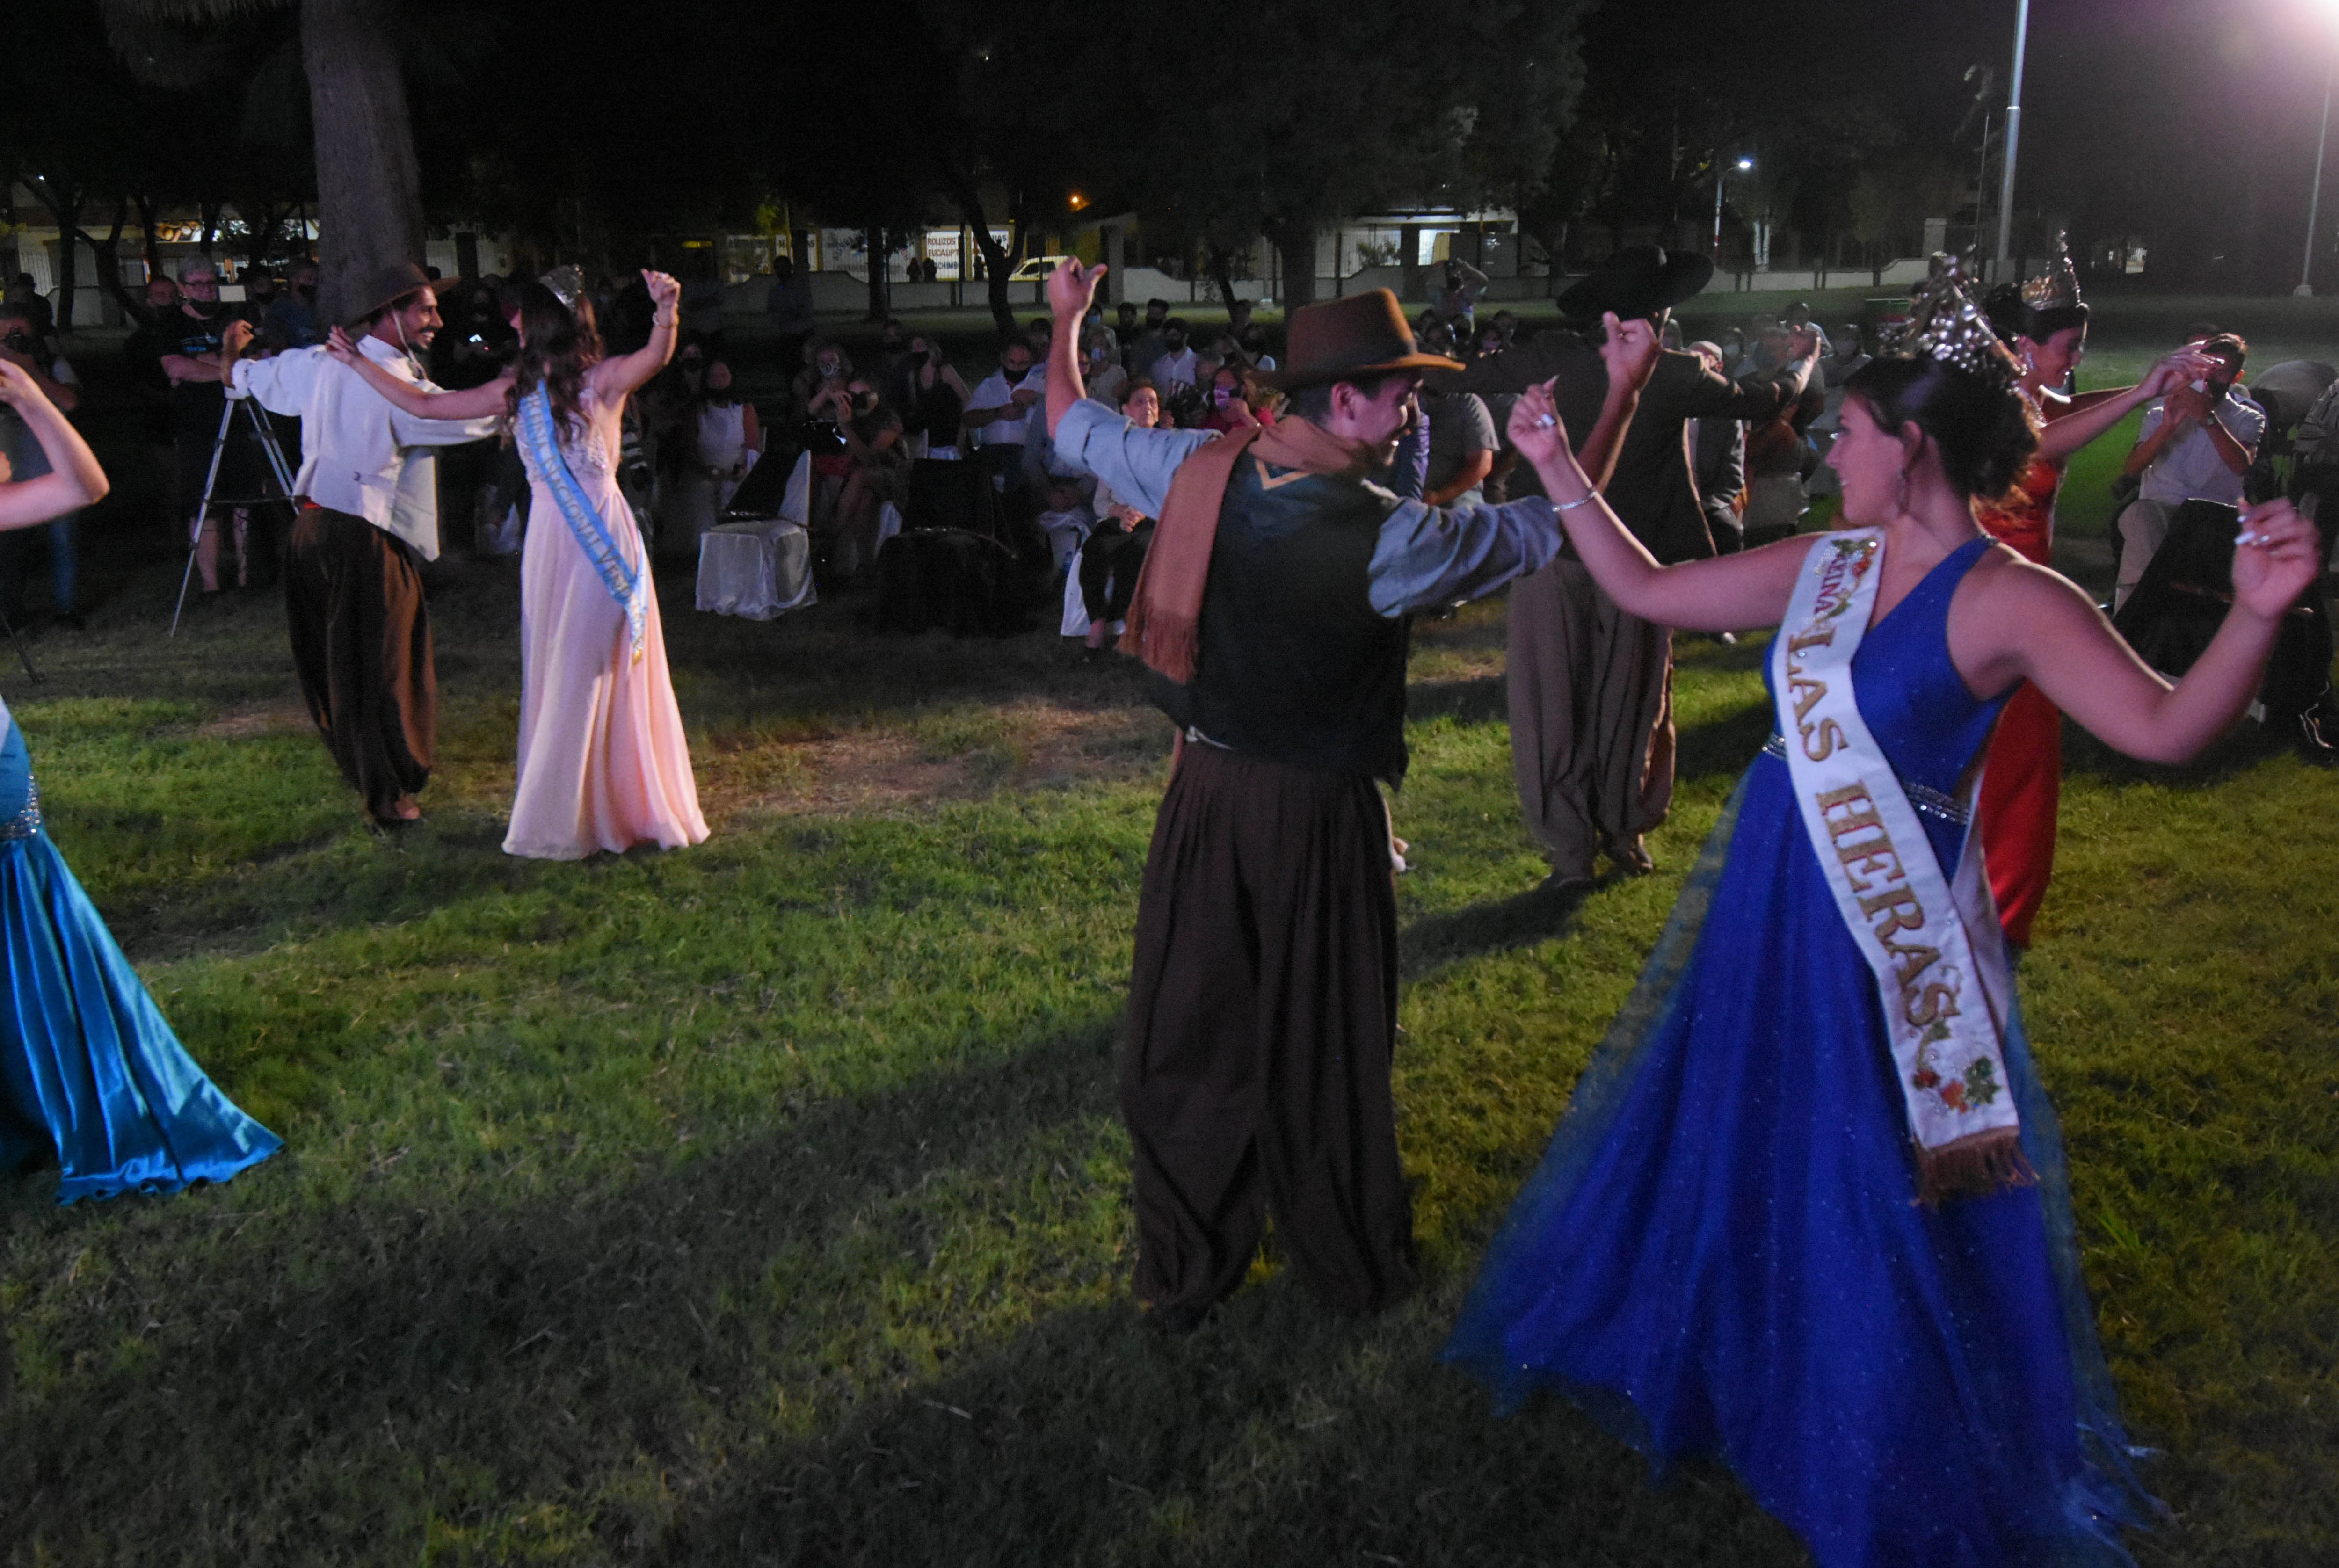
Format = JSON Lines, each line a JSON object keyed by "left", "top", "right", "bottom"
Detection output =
{"left": 1042, "top": 264, "right": 1655, "bottom": 1331}
{"left": 965, "top": 335, "right": 1044, "bottom": 501}
{"left": 1148, "top": 319, "right": 1198, "bottom": 392}
{"left": 263, "top": 260, "right": 325, "bottom": 350}
{"left": 1083, "top": 326, "right": 1127, "bottom": 407}
{"left": 830, "top": 378, "right": 906, "bottom": 580}
{"left": 215, "top": 263, "right": 504, "bottom": 827}
{"left": 160, "top": 261, "right": 280, "bottom": 596}
{"left": 898, "top": 336, "right": 970, "bottom": 461}
{"left": 693, "top": 359, "right": 762, "bottom": 511}
{"left": 1129, "top": 299, "right": 1171, "bottom": 381}
{"left": 792, "top": 341, "right": 852, "bottom": 428}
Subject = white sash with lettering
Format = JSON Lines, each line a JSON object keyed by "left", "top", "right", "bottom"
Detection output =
{"left": 1774, "top": 530, "right": 2029, "bottom": 1201}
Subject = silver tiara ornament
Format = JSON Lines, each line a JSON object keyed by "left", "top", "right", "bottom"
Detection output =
{"left": 2020, "top": 231, "right": 2083, "bottom": 313}
{"left": 1888, "top": 254, "right": 2019, "bottom": 391}
{"left": 538, "top": 265, "right": 585, "bottom": 313}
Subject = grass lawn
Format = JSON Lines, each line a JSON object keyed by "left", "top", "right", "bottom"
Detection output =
{"left": 1, "top": 296, "right": 2334, "bottom": 1564}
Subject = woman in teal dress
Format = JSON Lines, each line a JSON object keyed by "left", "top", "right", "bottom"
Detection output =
{"left": 0, "top": 359, "right": 280, "bottom": 1202}
{"left": 1449, "top": 269, "right": 2323, "bottom": 1565}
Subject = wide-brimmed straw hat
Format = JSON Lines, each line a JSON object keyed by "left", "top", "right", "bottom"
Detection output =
{"left": 346, "top": 261, "right": 458, "bottom": 325}
{"left": 1257, "top": 289, "right": 1463, "bottom": 391}
{"left": 1555, "top": 244, "right": 1714, "bottom": 325}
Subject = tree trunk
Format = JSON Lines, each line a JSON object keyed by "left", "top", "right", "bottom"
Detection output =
{"left": 865, "top": 226, "right": 890, "bottom": 322}
{"left": 1205, "top": 242, "right": 1240, "bottom": 312}
{"left": 135, "top": 193, "right": 164, "bottom": 278}
{"left": 300, "top": 0, "right": 425, "bottom": 324}
{"left": 940, "top": 166, "right": 1021, "bottom": 341}
{"left": 1270, "top": 222, "right": 1316, "bottom": 311}
{"left": 26, "top": 178, "right": 82, "bottom": 336}
{"left": 76, "top": 199, "right": 139, "bottom": 327}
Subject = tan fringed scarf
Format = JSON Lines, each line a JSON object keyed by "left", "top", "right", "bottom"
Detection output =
{"left": 1117, "top": 418, "right": 1382, "bottom": 682}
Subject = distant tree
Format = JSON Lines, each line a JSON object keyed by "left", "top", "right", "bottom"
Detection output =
{"left": 102, "top": 0, "right": 422, "bottom": 322}
{"left": 1106, "top": 0, "right": 1590, "bottom": 310}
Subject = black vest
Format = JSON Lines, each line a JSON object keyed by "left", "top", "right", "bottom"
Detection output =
{"left": 1146, "top": 454, "right": 1412, "bottom": 783}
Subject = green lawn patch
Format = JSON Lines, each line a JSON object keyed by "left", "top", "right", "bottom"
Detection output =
{"left": 0, "top": 544, "right": 2330, "bottom": 1565}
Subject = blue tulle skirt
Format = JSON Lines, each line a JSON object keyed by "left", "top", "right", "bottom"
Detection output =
{"left": 0, "top": 722, "right": 281, "bottom": 1203}
{"left": 1445, "top": 769, "right": 2159, "bottom": 1567}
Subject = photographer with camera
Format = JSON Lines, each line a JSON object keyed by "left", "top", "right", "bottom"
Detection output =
{"left": 159, "top": 261, "right": 281, "bottom": 596}
{"left": 897, "top": 334, "right": 969, "bottom": 460}
{"left": 0, "top": 301, "right": 86, "bottom": 627}
{"left": 1430, "top": 255, "right": 1490, "bottom": 335}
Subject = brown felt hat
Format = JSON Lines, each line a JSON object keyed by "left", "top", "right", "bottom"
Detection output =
{"left": 345, "top": 261, "right": 458, "bottom": 325}
{"left": 1257, "top": 289, "right": 1462, "bottom": 391}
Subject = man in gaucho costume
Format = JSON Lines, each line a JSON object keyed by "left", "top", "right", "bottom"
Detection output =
{"left": 219, "top": 263, "right": 501, "bottom": 827}
{"left": 1040, "top": 259, "right": 1659, "bottom": 1330}
{"left": 1444, "top": 246, "right": 1819, "bottom": 888}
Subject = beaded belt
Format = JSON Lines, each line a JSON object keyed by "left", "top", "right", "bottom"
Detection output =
{"left": 1761, "top": 734, "right": 1969, "bottom": 827}
{"left": 0, "top": 776, "right": 42, "bottom": 841}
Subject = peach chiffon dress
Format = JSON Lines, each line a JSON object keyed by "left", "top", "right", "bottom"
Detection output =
{"left": 507, "top": 385, "right": 708, "bottom": 860}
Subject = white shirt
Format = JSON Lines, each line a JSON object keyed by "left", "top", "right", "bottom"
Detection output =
{"left": 2134, "top": 387, "right": 2267, "bottom": 508}
{"left": 1150, "top": 347, "right": 1199, "bottom": 390}
{"left": 228, "top": 336, "right": 502, "bottom": 559}
{"left": 966, "top": 364, "right": 1045, "bottom": 449}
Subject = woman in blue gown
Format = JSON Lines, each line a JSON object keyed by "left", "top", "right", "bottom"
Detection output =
{"left": 0, "top": 358, "right": 280, "bottom": 1203}
{"left": 1448, "top": 276, "right": 2317, "bottom": 1566}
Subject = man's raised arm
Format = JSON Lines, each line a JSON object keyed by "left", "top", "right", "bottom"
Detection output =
{"left": 1043, "top": 260, "right": 1213, "bottom": 520}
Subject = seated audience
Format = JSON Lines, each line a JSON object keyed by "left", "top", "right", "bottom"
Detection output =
{"left": 2115, "top": 333, "right": 2264, "bottom": 610}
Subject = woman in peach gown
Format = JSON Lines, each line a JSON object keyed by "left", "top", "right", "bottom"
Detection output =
{"left": 329, "top": 269, "right": 707, "bottom": 860}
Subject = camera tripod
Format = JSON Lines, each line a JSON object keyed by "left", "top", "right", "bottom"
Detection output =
{"left": 170, "top": 394, "right": 300, "bottom": 638}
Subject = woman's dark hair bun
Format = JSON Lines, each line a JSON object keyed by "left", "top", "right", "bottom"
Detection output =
{"left": 1843, "top": 354, "right": 2039, "bottom": 501}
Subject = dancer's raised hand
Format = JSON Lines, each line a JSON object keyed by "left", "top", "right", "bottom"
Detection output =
{"left": 325, "top": 325, "right": 360, "bottom": 365}
{"left": 1046, "top": 259, "right": 1106, "bottom": 323}
{"left": 2138, "top": 345, "right": 2218, "bottom": 399}
{"left": 1598, "top": 311, "right": 1663, "bottom": 397}
{"left": 1508, "top": 381, "right": 1569, "bottom": 467}
{"left": 2230, "top": 499, "right": 2322, "bottom": 620}
{"left": 642, "top": 270, "right": 682, "bottom": 313}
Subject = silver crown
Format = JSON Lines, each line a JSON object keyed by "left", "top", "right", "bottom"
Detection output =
{"left": 538, "top": 265, "right": 585, "bottom": 313}
{"left": 2020, "top": 232, "right": 2082, "bottom": 313}
{"left": 1887, "top": 254, "right": 2019, "bottom": 391}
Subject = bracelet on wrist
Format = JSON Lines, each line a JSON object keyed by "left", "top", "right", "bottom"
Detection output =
{"left": 1555, "top": 491, "right": 1600, "bottom": 512}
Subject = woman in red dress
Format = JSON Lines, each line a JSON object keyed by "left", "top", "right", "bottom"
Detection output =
{"left": 1975, "top": 254, "right": 2216, "bottom": 946}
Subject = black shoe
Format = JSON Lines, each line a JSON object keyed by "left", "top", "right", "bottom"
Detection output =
{"left": 2296, "top": 711, "right": 2339, "bottom": 765}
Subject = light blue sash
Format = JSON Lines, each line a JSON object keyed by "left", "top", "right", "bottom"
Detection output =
{"left": 517, "top": 385, "right": 646, "bottom": 664}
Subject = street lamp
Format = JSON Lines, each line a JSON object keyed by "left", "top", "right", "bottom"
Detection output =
{"left": 2301, "top": 58, "right": 2333, "bottom": 296}
{"left": 1714, "top": 156, "right": 1753, "bottom": 257}
{"left": 1993, "top": 0, "right": 2031, "bottom": 275}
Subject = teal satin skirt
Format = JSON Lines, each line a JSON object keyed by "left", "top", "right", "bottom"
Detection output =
{"left": 0, "top": 723, "right": 281, "bottom": 1202}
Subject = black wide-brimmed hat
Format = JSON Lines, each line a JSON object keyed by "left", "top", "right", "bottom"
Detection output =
{"left": 346, "top": 261, "right": 458, "bottom": 325}
{"left": 1257, "top": 289, "right": 1463, "bottom": 391}
{"left": 1555, "top": 244, "right": 1714, "bottom": 325}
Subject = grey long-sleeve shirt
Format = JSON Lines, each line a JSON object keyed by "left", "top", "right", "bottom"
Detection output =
{"left": 1051, "top": 399, "right": 1570, "bottom": 617}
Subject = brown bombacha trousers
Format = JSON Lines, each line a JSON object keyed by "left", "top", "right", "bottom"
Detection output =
{"left": 285, "top": 506, "right": 436, "bottom": 824}
{"left": 1120, "top": 742, "right": 1416, "bottom": 1321}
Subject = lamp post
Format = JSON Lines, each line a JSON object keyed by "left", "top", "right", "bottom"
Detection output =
{"left": 1713, "top": 156, "right": 1753, "bottom": 257}
{"left": 1993, "top": 0, "right": 2032, "bottom": 276}
{"left": 2300, "top": 58, "right": 2333, "bottom": 297}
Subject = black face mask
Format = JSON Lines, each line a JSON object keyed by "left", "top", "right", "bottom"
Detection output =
{"left": 298, "top": 283, "right": 318, "bottom": 302}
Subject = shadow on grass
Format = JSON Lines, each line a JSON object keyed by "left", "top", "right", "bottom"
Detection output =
{"left": 0, "top": 1002, "right": 1800, "bottom": 1568}
{"left": 1402, "top": 877, "right": 1588, "bottom": 983}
